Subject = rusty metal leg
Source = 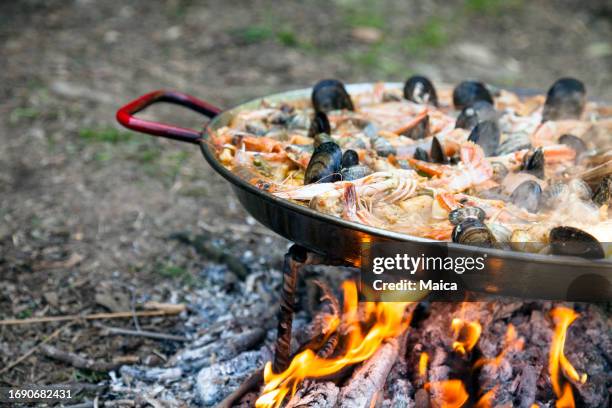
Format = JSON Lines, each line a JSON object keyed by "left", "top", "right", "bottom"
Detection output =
{"left": 272, "top": 245, "right": 308, "bottom": 373}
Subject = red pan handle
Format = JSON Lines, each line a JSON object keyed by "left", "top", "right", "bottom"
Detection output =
{"left": 116, "top": 90, "right": 223, "bottom": 144}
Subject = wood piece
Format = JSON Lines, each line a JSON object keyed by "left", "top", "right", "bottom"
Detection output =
{"left": 215, "top": 367, "right": 263, "bottom": 408}
{"left": 337, "top": 337, "right": 400, "bottom": 408}
{"left": 96, "top": 324, "right": 188, "bottom": 342}
{"left": 40, "top": 344, "right": 120, "bottom": 372}
{"left": 285, "top": 381, "right": 339, "bottom": 408}
{"left": 0, "top": 323, "right": 71, "bottom": 374}
{"left": 0, "top": 305, "right": 185, "bottom": 326}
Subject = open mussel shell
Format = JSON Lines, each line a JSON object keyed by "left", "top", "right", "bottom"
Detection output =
{"left": 558, "top": 134, "right": 587, "bottom": 161}
{"left": 592, "top": 175, "right": 612, "bottom": 206}
{"left": 341, "top": 165, "right": 372, "bottom": 181}
{"left": 403, "top": 75, "right": 438, "bottom": 106}
{"left": 452, "top": 81, "right": 494, "bottom": 110}
{"left": 430, "top": 136, "right": 448, "bottom": 164}
{"left": 372, "top": 136, "right": 396, "bottom": 157}
{"left": 449, "top": 206, "right": 486, "bottom": 226}
{"left": 401, "top": 114, "right": 430, "bottom": 140}
{"left": 455, "top": 101, "right": 497, "bottom": 130}
{"left": 304, "top": 141, "right": 342, "bottom": 184}
{"left": 542, "top": 77, "right": 586, "bottom": 122}
{"left": 452, "top": 219, "right": 496, "bottom": 248}
{"left": 341, "top": 149, "right": 359, "bottom": 168}
{"left": 413, "top": 147, "right": 430, "bottom": 162}
{"left": 467, "top": 120, "right": 500, "bottom": 157}
{"left": 311, "top": 79, "right": 354, "bottom": 113}
{"left": 308, "top": 111, "right": 331, "bottom": 138}
{"left": 510, "top": 180, "right": 542, "bottom": 213}
{"left": 549, "top": 226, "right": 605, "bottom": 259}
{"left": 521, "top": 147, "right": 545, "bottom": 179}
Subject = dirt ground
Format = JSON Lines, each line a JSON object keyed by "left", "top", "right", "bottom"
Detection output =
{"left": 1, "top": 0, "right": 610, "bottom": 403}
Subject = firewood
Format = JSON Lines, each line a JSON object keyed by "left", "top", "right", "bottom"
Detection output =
{"left": 40, "top": 344, "right": 121, "bottom": 372}
{"left": 285, "top": 381, "right": 339, "bottom": 408}
{"left": 337, "top": 337, "right": 400, "bottom": 408}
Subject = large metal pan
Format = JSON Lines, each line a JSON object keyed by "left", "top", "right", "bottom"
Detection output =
{"left": 116, "top": 83, "right": 611, "bottom": 301}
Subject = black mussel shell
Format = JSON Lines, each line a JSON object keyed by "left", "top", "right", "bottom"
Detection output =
{"left": 491, "top": 161, "right": 509, "bottom": 182}
{"left": 542, "top": 78, "right": 586, "bottom": 122}
{"left": 304, "top": 142, "right": 342, "bottom": 184}
{"left": 449, "top": 206, "right": 486, "bottom": 226}
{"left": 510, "top": 180, "right": 542, "bottom": 213}
{"left": 430, "top": 136, "right": 448, "bottom": 164}
{"left": 593, "top": 175, "right": 612, "bottom": 206}
{"left": 455, "top": 101, "right": 497, "bottom": 130}
{"left": 558, "top": 134, "right": 587, "bottom": 159}
{"left": 372, "top": 137, "right": 397, "bottom": 157}
{"left": 549, "top": 226, "right": 604, "bottom": 259}
{"left": 521, "top": 147, "right": 545, "bottom": 179}
{"left": 401, "top": 115, "right": 430, "bottom": 140}
{"left": 452, "top": 219, "right": 496, "bottom": 247}
{"left": 452, "top": 81, "right": 494, "bottom": 110}
{"left": 414, "top": 147, "right": 430, "bottom": 162}
{"left": 308, "top": 111, "right": 331, "bottom": 138}
{"left": 403, "top": 75, "right": 438, "bottom": 106}
{"left": 341, "top": 164, "right": 372, "bottom": 181}
{"left": 342, "top": 149, "right": 359, "bottom": 168}
{"left": 312, "top": 79, "right": 354, "bottom": 113}
{"left": 467, "top": 120, "right": 500, "bottom": 157}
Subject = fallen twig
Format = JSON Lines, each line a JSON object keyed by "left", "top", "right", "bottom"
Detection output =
{"left": 96, "top": 324, "right": 188, "bottom": 342}
{"left": 0, "top": 303, "right": 185, "bottom": 326}
{"left": 0, "top": 323, "right": 71, "bottom": 374}
{"left": 40, "top": 344, "right": 120, "bottom": 372}
{"left": 216, "top": 367, "right": 264, "bottom": 408}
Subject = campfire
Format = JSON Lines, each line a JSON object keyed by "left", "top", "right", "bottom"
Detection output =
{"left": 242, "top": 280, "right": 589, "bottom": 408}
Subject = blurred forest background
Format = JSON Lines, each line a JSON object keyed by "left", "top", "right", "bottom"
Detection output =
{"left": 1, "top": 0, "right": 610, "bottom": 390}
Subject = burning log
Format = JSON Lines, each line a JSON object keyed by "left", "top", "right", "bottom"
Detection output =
{"left": 337, "top": 337, "right": 401, "bottom": 408}
{"left": 285, "top": 381, "right": 339, "bottom": 408}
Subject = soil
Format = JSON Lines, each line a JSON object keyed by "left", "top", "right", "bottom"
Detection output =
{"left": 0, "top": 0, "right": 610, "bottom": 404}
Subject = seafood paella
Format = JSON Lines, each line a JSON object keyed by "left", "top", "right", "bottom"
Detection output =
{"left": 210, "top": 77, "right": 612, "bottom": 258}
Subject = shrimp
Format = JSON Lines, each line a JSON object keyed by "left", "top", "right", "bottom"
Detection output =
{"left": 530, "top": 120, "right": 592, "bottom": 147}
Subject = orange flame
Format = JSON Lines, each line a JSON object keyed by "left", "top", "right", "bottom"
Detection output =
{"left": 426, "top": 380, "right": 469, "bottom": 408}
{"left": 549, "top": 307, "right": 587, "bottom": 408}
{"left": 255, "top": 281, "right": 412, "bottom": 408}
{"left": 419, "top": 352, "right": 429, "bottom": 378}
{"left": 451, "top": 317, "right": 482, "bottom": 355}
{"left": 475, "top": 386, "right": 498, "bottom": 408}
{"left": 474, "top": 324, "right": 524, "bottom": 369}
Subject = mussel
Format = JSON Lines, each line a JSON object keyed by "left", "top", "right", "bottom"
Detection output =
{"left": 491, "top": 161, "right": 509, "bottom": 182}
{"left": 341, "top": 149, "right": 359, "bottom": 168}
{"left": 521, "top": 147, "right": 545, "bottom": 179}
{"left": 403, "top": 75, "right": 438, "bottom": 106}
{"left": 452, "top": 219, "right": 496, "bottom": 247}
{"left": 372, "top": 136, "right": 396, "bottom": 157}
{"left": 313, "top": 132, "right": 333, "bottom": 148}
{"left": 430, "top": 136, "right": 448, "bottom": 164}
{"left": 510, "top": 180, "right": 542, "bottom": 213}
{"left": 455, "top": 101, "right": 497, "bottom": 130}
{"left": 449, "top": 206, "right": 485, "bottom": 226}
{"left": 341, "top": 165, "right": 372, "bottom": 181}
{"left": 452, "top": 81, "right": 494, "bottom": 110}
{"left": 549, "top": 226, "right": 604, "bottom": 259}
{"left": 542, "top": 78, "right": 586, "bottom": 122}
{"left": 558, "top": 134, "right": 587, "bottom": 161}
{"left": 311, "top": 79, "right": 354, "bottom": 113}
{"left": 592, "top": 175, "right": 612, "bottom": 206}
{"left": 413, "top": 147, "right": 430, "bottom": 162}
{"left": 304, "top": 142, "right": 342, "bottom": 184}
{"left": 308, "top": 111, "right": 331, "bottom": 138}
{"left": 401, "top": 115, "right": 430, "bottom": 140}
{"left": 467, "top": 120, "right": 500, "bottom": 156}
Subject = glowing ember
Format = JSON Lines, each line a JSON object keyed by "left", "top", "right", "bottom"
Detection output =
{"left": 425, "top": 380, "right": 469, "bottom": 408}
{"left": 475, "top": 386, "right": 498, "bottom": 408}
{"left": 451, "top": 317, "right": 482, "bottom": 355}
{"left": 255, "top": 281, "right": 412, "bottom": 408}
{"left": 419, "top": 351, "right": 429, "bottom": 378}
{"left": 549, "top": 307, "right": 587, "bottom": 408}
